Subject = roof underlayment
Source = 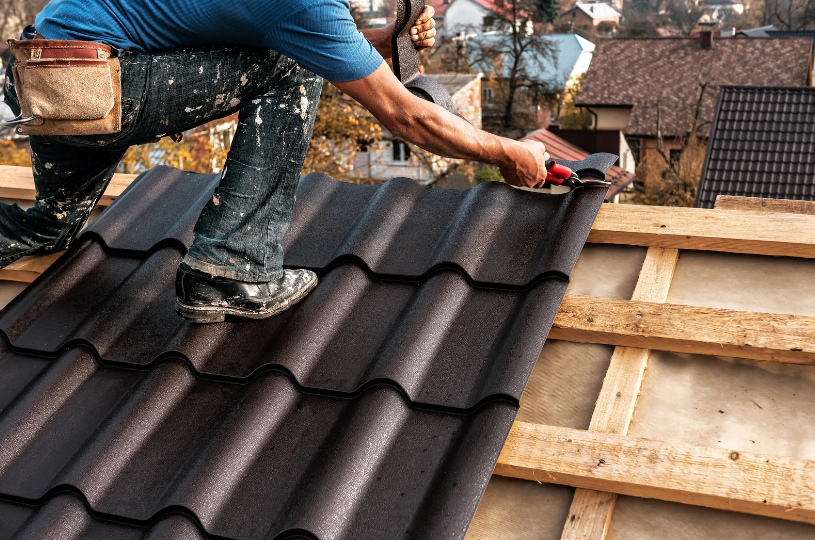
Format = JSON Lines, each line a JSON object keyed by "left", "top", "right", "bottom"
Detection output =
{"left": 0, "top": 166, "right": 608, "bottom": 539}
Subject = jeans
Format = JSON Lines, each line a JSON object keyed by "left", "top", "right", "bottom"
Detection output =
{"left": 1, "top": 46, "right": 323, "bottom": 282}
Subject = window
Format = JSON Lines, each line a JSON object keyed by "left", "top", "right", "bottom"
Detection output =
{"left": 482, "top": 87, "right": 494, "bottom": 106}
{"left": 392, "top": 140, "right": 411, "bottom": 164}
{"left": 626, "top": 138, "right": 641, "bottom": 163}
{"left": 670, "top": 149, "right": 682, "bottom": 164}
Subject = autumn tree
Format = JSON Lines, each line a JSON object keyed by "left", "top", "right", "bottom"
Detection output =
{"left": 469, "top": 0, "right": 557, "bottom": 137}
{"left": 664, "top": 0, "right": 706, "bottom": 36}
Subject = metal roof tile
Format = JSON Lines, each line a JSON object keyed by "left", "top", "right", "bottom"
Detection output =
{"left": 0, "top": 165, "right": 609, "bottom": 539}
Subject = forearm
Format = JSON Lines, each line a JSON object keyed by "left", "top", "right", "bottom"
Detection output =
{"left": 361, "top": 27, "right": 392, "bottom": 58}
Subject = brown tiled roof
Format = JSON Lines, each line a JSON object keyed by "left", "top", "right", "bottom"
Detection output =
{"left": 577, "top": 38, "right": 813, "bottom": 138}
{"left": 522, "top": 128, "right": 635, "bottom": 199}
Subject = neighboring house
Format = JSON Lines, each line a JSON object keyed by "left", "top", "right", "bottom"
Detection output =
{"left": 739, "top": 28, "right": 815, "bottom": 81}
{"left": 434, "top": 0, "right": 503, "bottom": 34}
{"left": 576, "top": 33, "right": 813, "bottom": 173}
{"left": 558, "top": 0, "right": 621, "bottom": 28}
{"left": 522, "top": 128, "right": 635, "bottom": 202}
{"left": 703, "top": 0, "right": 745, "bottom": 21}
{"left": 354, "top": 73, "right": 483, "bottom": 184}
{"left": 696, "top": 86, "right": 815, "bottom": 208}
{"left": 736, "top": 24, "right": 778, "bottom": 36}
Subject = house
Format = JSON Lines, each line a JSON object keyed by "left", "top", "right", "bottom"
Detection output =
{"left": 696, "top": 86, "right": 815, "bottom": 208}
{"left": 738, "top": 28, "right": 815, "bottom": 81}
{"left": 557, "top": 0, "right": 622, "bottom": 28}
{"left": 521, "top": 127, "right": 635, "bottom": 202}
{"left": 2, "top": 166, "right": 815, "bottom": 540}
{"left": 353, "top": 73, "right": 482, "bottom": 184}
{"left": 703, "top": 0, "right": 745, "bottom": 21}
{"left": 576, "top": 32, "right": 813, "bottom": 180}
{"left": 433, "top": 0, "right": 505, "bottom": 34}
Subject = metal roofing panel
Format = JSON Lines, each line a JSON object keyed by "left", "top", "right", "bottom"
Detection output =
{"left": 0, "top": 166, "right": 609, "bottom": 539}
{"left": 0, "top": 241, "right": 566, "bottom": 409}
{"left": 0, "top": 346, "right": 515, "bottom": 540}
{"left": 697, "top": 86, "right": 815, "bottom": 208}
{"left": 82, "top": 169, "right": 607, "bottom": 287}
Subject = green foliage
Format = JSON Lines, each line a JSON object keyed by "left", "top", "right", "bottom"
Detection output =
{"left": 474, "top": 164, "right": 504, "bottom": 184}
{"left": 534, "top": 0, "right": 560, "bottom": 24}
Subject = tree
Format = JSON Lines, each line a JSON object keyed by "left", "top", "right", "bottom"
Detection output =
{"left": 664, "top": 0, "right": 706, "bottom": 36}
{"left": 633, "top": 83, "right": 709, "bottom": 207}
{"left": 765, "top": 0, "right": 815, "bottom": 29}
{"left": 469, "top": 0, "right": 557, "bottom": 136}
{"left": 534, "top": 0, "right": 559, "bottom": 24}
{"left": 301, "top": 83, "right": 382, "bottom": 182}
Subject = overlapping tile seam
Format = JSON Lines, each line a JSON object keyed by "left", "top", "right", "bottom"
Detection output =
{"left": 0, "top": 335, "right": 522, "bottom": 415}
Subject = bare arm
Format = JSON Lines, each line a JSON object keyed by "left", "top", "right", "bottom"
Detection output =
{"left": 332, "top": 63, "right": 549, "bottom": 188}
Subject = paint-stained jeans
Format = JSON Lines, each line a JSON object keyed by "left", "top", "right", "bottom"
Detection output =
{"left": 1, "top": 46, "right": 323, "bottom": 282}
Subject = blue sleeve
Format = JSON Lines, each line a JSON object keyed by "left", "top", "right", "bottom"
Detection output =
{"left": 264, "top": 0, "right": 384, "bottom": 82}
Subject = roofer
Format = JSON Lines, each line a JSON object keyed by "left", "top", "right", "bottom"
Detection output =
{"left": 0, "top": 0, "right": 550, "bottom": 323}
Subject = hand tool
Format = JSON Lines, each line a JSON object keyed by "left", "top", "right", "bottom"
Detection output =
{"left": 545, "top": 159, "right": 612, "bottom": 188}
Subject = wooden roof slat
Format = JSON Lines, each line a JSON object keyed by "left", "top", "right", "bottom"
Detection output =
{"left": 715, "top": 195, "right": 815, "bottom": 216}
{"left": 550, "top": 294, "right": 815, "bottom": 364}
{"left": 561, "top": 247, "right": 679, "bottom": 540}
{"left": 589, "top": 203, "right": 815, "bottom": 258}
{"left": 0, "top": 165, "right": 137, "bottom": 207}
{"left": 496, "top": 422, "right": 815, "bottom": 525}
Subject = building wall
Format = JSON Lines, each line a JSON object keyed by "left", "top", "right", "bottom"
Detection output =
{"left": 589, "top": 107, "right": 632, "bottom": 130}
{"left": 444, "top": 0, "right": 492, "bottom": 33}
{"left": 559, "top": 9, "right": 618, "bottom": 27}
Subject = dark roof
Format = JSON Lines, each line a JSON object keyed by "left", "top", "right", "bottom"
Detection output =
{"left": 426, "top": 74, "right": 480, "bottom": 97}
{"left": 577, "top": 38, "right": 814, "bottom": 137}
{"left": 766, "top": 30, "right": 815, "bottom": 38}
{"left": 695, "top": 86, "right": 815, "bottom": 209}
{"left": 0, "top": 165, "right": 607, "bottom": 539}
{"left": 523, "top": 128, "right": 635, "bottom": 199}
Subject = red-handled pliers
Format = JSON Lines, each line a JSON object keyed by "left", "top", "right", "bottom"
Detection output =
{"left": 545, "top": 159, "right": 611, "bottom": 188}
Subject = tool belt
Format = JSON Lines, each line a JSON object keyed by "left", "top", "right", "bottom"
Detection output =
{"left": 7, "top": 38, "right": 122, "bottom": 136}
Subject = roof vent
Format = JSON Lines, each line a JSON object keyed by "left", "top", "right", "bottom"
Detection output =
{"left": 699, "top": 21, "right": 716, "bottom": 49}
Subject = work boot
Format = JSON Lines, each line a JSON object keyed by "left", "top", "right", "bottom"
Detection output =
{"left": 175, "top": 263, "right": 318, "bottom": 323}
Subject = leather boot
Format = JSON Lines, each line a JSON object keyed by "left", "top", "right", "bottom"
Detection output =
{"left": 175, "top": 263, "right": 318, "bottom": 323}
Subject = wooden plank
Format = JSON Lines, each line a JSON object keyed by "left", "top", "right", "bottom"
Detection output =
{"left": 715, "top": 196, "right": 815, "bottom": 216}
{"left": 0, "top": 165, "right": 137, "bottom": 207}
{"left": 496, "top": 422, "right": 815, "bottom": 525}
{"left": 588, "top": 203, "right": 815, "bottom": 258}
{"left": 562, "top": 248, "right": 679, "bottom": 540}
{"left": 0, "top": 252, "right": 63, "bottom": 283}
{"left": 549, "top": 295, "right": 815, "bottom": 365}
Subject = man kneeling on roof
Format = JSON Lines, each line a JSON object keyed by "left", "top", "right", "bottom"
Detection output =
{"left": 0, "top": 0, "right": 550, "bottom": 323}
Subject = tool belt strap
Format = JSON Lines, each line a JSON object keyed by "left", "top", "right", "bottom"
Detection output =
{"left": 7, "top": 38, "right": 122, "bottom": 136}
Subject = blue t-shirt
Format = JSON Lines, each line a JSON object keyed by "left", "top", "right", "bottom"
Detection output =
{"left": 35, "top": 0, "right": 383, "bottom": 82}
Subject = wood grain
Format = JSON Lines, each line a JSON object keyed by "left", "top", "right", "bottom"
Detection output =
{"left": 0, "top": 165, "right": 137, "bottom": 207}
{"left": 550, "top": 295, "right": 815, "bottom": 364}
{"left": 589, "top": 203, "right": 815, "bottom": 258}
{"left": 0, "top": 252, "right": 64, "bottom": 283}
{"left": 496, "top": 422, "right": 815, "bottom": 525}
{"left": 715, "top": 196, "right": 815, "bottom": 216}
{"left": 561, "top": 248, "right": 679, "bottom": 540}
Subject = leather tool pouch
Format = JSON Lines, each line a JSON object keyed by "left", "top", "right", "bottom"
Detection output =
{"left": 7, "top": 39, "right": 122, "bottom": 136}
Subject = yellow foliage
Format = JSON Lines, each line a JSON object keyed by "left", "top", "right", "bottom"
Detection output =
{"left": 0, "top": 140, "right": 31, "bottom": 167}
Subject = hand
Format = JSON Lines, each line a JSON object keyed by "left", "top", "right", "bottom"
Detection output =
{"left": 500, "top": 140, "right": 549, "bottom": 189}
{"left": 411, "top": 6, "right": 436, "bottom": 51}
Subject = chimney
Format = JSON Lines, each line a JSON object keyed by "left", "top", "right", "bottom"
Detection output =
{"left": 699, "top": 21, "right": 716, "bottom": 49}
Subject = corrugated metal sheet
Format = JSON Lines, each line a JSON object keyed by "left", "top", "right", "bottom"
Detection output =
{"left": 0, "top": 165, "right": 608, "bottom": 539}
{"left": 696, "top": 86, "right": 815, "bottom": 209}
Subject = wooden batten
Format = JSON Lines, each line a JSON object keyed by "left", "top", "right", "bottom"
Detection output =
{"left": 496, "top": 422, "right": 815, "bottom": 526}
{"left": 550, "top": 295, "right": 815, "bottom": 365}
{"left": 715, "top": 195, "right": 815, "bottom": 216}
{"left": 589, "top": 203, "right": 815, "bottom": 258}
{"left": 0, "top": 165, "right": 136, "bottom": 207}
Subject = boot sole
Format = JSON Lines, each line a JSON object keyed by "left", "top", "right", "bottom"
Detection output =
{"left": 175, "top": 276, "right": 318, "bottom": 324}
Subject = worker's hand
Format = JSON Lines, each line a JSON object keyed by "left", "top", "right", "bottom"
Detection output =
{"left": 411, "top": 6, "right": 436, "bottom": 51}
{"left": 500, "top": 140, "right": 549, "bottom": 189}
